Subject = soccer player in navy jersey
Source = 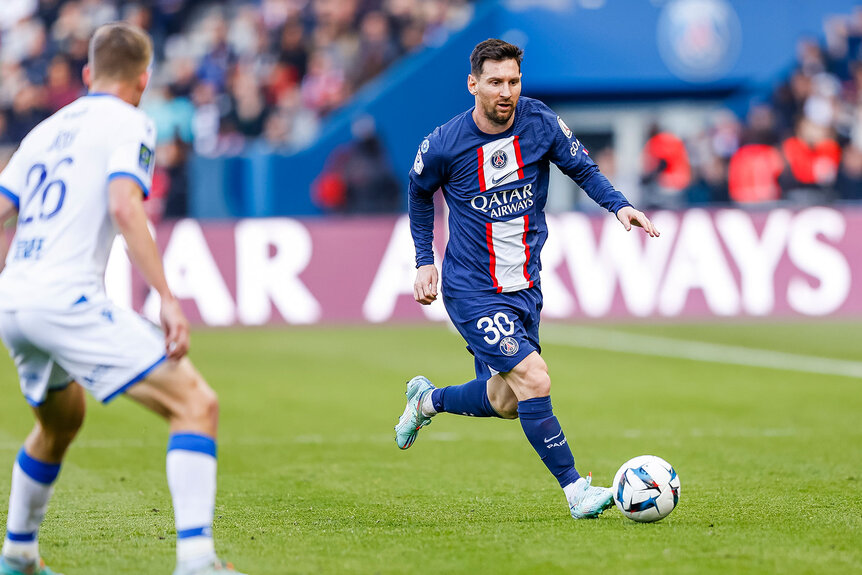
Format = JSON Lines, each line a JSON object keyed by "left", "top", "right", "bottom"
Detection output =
{"left": 395, "top": 39, "right": 659, "bottom": 519}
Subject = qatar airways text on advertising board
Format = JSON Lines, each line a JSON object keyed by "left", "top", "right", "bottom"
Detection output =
{"left": 104, "top": 207, "right": 861, "bottom": 326}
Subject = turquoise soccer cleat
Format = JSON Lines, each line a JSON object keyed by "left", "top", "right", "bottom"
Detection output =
{"left": 0, "top": 557, "right": 62, "bottom": 575}
{"left": 173, "top": 559, "right": 246, "bottom": 575}
{"left": 568, "top": 473, "right": 615, "bottom": 519}
{"left": 394, "top": 376, "right": 436, "bottom": 450}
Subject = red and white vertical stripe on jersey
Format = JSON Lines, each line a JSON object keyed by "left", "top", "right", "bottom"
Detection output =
{"left": 484, "top": 216, "right": 534, "bottom": 293}
{"left": 476, "top": 135, "right": 525, "bottom": 192}
{"left": 477, "top": 146, "right": 487, "bottom": 192}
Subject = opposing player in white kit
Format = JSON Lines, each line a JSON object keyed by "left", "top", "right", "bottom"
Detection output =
{"left": 0, "top": 24, "right": 244, "bottom": 575}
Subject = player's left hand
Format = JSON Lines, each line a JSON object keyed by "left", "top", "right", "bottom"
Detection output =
{"left": 616, "top": 206, "right": 660, "bottom": 237}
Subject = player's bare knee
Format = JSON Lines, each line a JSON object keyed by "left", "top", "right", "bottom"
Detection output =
{"left": 519, "top": 361, "right": 550, "bottom": 397}
{"left": 31, "top": 421, "right": 80, "bottom": 460}
{"left": 512, "top": 355, "right": 550, "bottom": 398}
{"left": 181, "top": 377, "right": 219, "bottom": 429}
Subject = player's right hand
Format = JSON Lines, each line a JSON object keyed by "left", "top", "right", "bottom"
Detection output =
{"left": 160, "top": 295, "right": 190, "bottom": 359}
{"left": 414, "top": 264, "right": 439, "bottom": 305}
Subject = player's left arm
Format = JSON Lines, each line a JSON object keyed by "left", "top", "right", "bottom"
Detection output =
{"left": 541, "top": 105, "right": 659, "bottom": 237}
{"left": 0, "top": 148, "right": 26, "bottom": 274}
{"left": 109, "top": 178, "right": 189, "bottom": 359}
{"left": 106, "top": 114, "right": 188, "bottom": 359}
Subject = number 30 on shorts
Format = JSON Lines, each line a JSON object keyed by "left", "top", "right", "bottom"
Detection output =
{"left": 476, "top": 312, "right": 515, "bottom": 345}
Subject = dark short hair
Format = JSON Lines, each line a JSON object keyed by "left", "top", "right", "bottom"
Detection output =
{"left": 470, "top": 38, "right": 523, "bottom": 77}
{"left": 89, "top": 22, "right": 152, "bottom": 82}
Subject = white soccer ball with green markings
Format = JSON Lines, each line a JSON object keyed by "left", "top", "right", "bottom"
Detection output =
{"left": 613, "top": 455, "right": 680, "bottom": 522}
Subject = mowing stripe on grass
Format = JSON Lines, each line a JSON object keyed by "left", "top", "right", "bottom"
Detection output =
{"left": 542, "top": 325, "right": 862, "bottom": 379}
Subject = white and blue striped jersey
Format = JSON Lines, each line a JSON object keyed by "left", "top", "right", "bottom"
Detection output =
{"left": 0, "top": 93, "right": 156, "bottom": 310}
{"left": 408, "top": 96, "right": 631, "bottom": 297}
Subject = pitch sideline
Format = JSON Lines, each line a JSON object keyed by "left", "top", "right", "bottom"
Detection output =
{"left": 541, "top": 325, "right": 862, "bottom": 379}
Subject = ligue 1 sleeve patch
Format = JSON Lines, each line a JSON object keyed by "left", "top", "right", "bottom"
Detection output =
{"left": 557, "top": 116, "right": 573, "bottom": 139}
{"left": 413, "top": 149, "right": 424, "bottom": 175}
{"left": 138, "top": 143, "right": 154, "bottom": 173}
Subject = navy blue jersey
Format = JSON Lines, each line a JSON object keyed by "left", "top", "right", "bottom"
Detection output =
{"left": 409, "top": 96, "right": 631, "bottom": 298}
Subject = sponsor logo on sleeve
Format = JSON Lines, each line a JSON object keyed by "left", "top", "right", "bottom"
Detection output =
{"left": 420, "top": 139, "right": 430, "bottom": 153}
{"left": 557, "top": 116, "right": 572, "bottom": 139}
{"left": 139, "top": 143, "right": 154, "bottom": 174}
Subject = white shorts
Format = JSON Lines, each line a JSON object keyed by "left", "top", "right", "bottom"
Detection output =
{"left": 0, "top": 300, "right": 166, "bottom": 406}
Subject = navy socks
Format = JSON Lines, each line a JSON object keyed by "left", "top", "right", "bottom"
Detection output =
{"left": 517, "top": 396, "right": 580, "bottom": 487}
{"left": 430, "top": 378, "right": 501, "bottom": 418}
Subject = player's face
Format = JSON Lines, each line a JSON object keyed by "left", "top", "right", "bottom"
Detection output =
{"left": 471, "top": 59, "right": 522, "bottom": 127}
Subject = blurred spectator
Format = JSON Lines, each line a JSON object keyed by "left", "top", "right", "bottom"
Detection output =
{"left": 148, "top": 136, "right": 190, "bottom": 221}
{"left": 45, "top": 55, "right": 83, "bottom": 112}
{"left": 313, "top": 115, "right": 401, "bottom": 214}
{"left": 728, "top": 144, "right": 784, "bottom": 203}
{"left": 277, "top": 19, "right": 309, "bottom": 83}
{"left": 144, "top": 84, "right": 195, "bottom": 144}
{"left": 837, "top": 144, "right": 862, "bottom": 200}
{"left": 196, "top": 15, "right": 235, "bottom": 92}
{"left": 780, "top": 117, "right": 841, "bottom": 198}
{"left": 0, "top": 111, "right": 12, "bottom": 146}
{"left": 5, "top": 84, "right": 48, "bottom": 144}
{"left": 351, "top": 11, "right": 400, "bottom": 89}
{"left": 641, "top": 124, "right": 691, "bottom": 209}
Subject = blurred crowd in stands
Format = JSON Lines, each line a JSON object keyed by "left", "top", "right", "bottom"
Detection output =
{"left": 642, "top": 8, "right": 862, "bottom": 207}
{"left": 1, "top": 2, "right": 862, "bottom": 218}
{"left": 0, "top": 0, "right": 473, "bottom": 218}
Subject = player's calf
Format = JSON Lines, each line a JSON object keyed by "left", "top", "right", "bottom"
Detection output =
{"left": 486, "top": 377, "right": 518, "bottom": 419}
{"left": 27, "top": 384, "right": 86, "bottom": 464}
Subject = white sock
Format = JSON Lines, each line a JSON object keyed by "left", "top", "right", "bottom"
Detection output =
{"left": 3, "top": 450, "right": 61, "bottom": 566}
{"left": 420, "top": 392, "right": 437, "bottom": 417}
{"left": 563, "top": 477, "right": 588, "bottom": 504}
{"left": 167, "top": 434, "right": 218, "bottom": 569}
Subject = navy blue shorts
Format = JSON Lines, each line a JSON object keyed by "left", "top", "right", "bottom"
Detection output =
{"left": 443, "top": 287, "right": 543, "bottom": 378}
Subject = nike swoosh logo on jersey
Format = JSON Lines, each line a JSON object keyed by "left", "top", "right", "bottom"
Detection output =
{"left": 544, "top": 430, "right": 563, "bottom": 443}
{"left": 490, "top": 169, "right": 519, "bottom": 185}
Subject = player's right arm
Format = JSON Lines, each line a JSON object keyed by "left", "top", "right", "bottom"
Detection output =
{"left": 408, "top": 128, "right": 446, "bottom": 305}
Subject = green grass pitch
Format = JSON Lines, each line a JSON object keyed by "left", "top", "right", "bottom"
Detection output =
{"left": 1, "top": 322, "right": 861, "bottom": 574}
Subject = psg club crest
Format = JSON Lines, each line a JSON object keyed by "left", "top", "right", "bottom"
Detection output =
{"left": 500, "top": 336, "right": 519, "bottom": 356}
{"left": 491, "top": 149, "right": 508, "bottom": 169}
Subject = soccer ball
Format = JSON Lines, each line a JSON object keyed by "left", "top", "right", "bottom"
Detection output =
{"left": 613, "top": 455, "right": 680, "bottom": 523}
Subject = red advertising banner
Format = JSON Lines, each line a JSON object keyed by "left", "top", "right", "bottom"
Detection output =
{"left": 103, "top": 207, "right": 862, "bottom": 326}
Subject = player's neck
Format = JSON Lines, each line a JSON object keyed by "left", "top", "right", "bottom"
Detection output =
{"left": 471, "top": 107, "right": 514, "bottom": 135}
{"left": 87, "top": 82, "right": 141, "bottom": 107}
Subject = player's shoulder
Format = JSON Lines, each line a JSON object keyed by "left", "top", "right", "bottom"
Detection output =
{"left": 419, "top": 109, "right": 472, "bottom": 158}
{"left": 518, "top": 96, "right": 557, "bottom": 122}
{"left": 81, "top": 94, "right": 154, "bottom": 138}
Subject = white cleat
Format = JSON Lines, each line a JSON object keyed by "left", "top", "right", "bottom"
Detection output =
{"left": 568, "top": 473, "right": 615, "bottom": 519}
{"left": 394, "top": 376, "right": 436, "bottom": 450}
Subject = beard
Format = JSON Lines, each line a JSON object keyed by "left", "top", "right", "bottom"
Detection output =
{"left": 481, "top": 99, "right": 516, "bottom": 126}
